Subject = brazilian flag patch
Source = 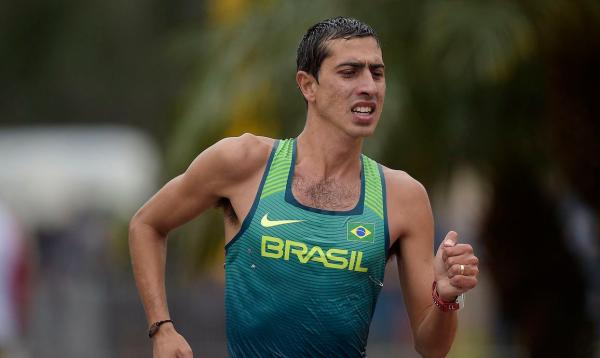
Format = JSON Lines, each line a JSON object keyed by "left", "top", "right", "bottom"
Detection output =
{"left": 347, "top": 222, "right": 375, "bottom": 243}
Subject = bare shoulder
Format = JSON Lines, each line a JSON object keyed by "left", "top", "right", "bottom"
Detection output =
{"left": 179, "top": 133, "right": 275, "bottom": 200}
{"left": 130, "top": 134, "right": 275, "bottom": 233}
{"left": 380, "top": 166, "right": 433, "bottom": 241}
{"left": 187, "top": 133, "right": 275, "bottom": 181}
{"left": 217, "top": 133, "right": 274, "bottom": 160}
{"left": 381, "top": 166, "right": 429, "bottom": 204}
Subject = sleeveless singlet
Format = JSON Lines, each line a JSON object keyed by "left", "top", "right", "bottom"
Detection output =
{"left": 224, "top": 138, "right": 389, "bottom": 357}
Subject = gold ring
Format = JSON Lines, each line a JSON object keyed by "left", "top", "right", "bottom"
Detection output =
{"left": 460, "top": 264, "right": 465, "bottom": 275}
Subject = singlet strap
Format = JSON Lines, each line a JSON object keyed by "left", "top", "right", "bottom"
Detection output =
{"left": 260, "top": 138, "right": 294, "bottom": 200}
{"left": 362, "top": 155, "right": 384, "bottom": 220}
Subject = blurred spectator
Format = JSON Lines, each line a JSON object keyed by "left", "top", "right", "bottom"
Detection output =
{"left": 0, "top": 201, "right": 29, "bottom": 357}
{"left": 30, "top": 209, "right": 112, "bottom": 358}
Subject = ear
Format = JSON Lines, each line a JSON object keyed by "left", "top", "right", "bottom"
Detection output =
{"left": 296, "top": 71, "right": 318, "bottom": 103}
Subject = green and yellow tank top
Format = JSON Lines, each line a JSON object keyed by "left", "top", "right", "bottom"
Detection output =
{"left": 225, "top": 138, "right": 390, "bottom": 357}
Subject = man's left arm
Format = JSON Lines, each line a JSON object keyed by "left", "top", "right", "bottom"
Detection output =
{"left": 386, "top": 170, "right": 479, "bottom": 357}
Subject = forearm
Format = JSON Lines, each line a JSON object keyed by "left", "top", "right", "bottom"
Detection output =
{"left": 414, "top": 305, "right": 457, "bottom": 358}
{"left": 129, "top": 219, "right": 171, "bottom": 325}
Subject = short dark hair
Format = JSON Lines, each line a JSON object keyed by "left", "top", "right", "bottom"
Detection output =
{"left": 296, "top": 17, "right": 379, "bottom": 81}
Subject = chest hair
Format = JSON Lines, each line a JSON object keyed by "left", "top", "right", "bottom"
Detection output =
{"left": 292, "top": 174, "right": 360, "bottom": 210}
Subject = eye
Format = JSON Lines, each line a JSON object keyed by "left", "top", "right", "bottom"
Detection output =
{"left": 340, "top": 70, "right": 355, "bottom": 77}
{"left": 372, "top": 71, "right": 384, "bottom": 79}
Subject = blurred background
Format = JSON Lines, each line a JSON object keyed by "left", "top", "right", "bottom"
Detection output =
{"left": 1, "top": 0, "right": 599, "bottom": 357}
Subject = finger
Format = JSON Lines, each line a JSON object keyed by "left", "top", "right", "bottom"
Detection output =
{"left": 445, "top": 254, "right": 479, "bottom": 271}
{"left": 449, "top": 275, "right": 478, "bottom": 292}
{"left": 443, "top": 243, "right": 474, "bottom": 261}
{"left": 448, "top": 263, "right": 479, "bottom": 278}
{"left": 438, "top": 231, "right": 459, "bottom": 260}
{"left": 443, "top": 231, "right": 458, "bottom": 247}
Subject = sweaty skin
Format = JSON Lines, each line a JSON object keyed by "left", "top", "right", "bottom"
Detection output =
{"left": 129, "top": 36, "right": 479, "bottom": 358}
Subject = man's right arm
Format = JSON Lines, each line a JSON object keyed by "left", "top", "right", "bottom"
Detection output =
{"left": 128, "top": 134, "right": 271, "bottom": 357}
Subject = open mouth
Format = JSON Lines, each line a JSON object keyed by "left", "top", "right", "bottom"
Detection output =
{"left": 351, "top": 105, "right": 374, "bottom": 115}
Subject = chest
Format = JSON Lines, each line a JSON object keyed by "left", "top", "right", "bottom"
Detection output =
{"left": 291, "top": 174, "right": 360, "bottom": 211}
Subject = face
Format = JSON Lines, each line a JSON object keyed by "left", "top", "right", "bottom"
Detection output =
{"left": 302, "top": 36, "right": 386, "bottom": 138}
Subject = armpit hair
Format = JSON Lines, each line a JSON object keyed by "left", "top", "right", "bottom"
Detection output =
{"left": 216, "top": 197, "right": 238, "bottom": 224}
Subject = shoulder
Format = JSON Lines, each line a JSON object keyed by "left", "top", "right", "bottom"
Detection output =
{"left": 180, "top": 133, "right": 276, "bottom": 198}
{"left": 188, "top": 133, "right": 276, "bottom": 179}
{"left": 381, "top": 166, "right": 430, "bottom": 204}
{"left": 380, "top": 166, "right": 433, "bottom": 240}
{"left": 208, "top": 132, "right": 274, "bottom": 163}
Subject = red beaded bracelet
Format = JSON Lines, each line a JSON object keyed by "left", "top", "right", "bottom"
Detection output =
{"left": 432, "top": 281, "right": 460, "bottom": 312}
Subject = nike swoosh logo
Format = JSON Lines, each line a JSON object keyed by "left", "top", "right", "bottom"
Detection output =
{"left": 260, "top": 214, "right": 305, "bottom": 228}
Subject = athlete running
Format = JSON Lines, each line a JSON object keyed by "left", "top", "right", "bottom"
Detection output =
{"left": 129, "top": 17, "right": 479, "bottom": 358}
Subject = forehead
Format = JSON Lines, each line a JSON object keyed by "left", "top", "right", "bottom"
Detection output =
{"left": 322, "top": 37, "right": 383, "bottom": 66}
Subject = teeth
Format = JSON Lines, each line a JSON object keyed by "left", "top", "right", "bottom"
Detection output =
{"left": 352, "top": 106, "right": 373, "bottom": 114}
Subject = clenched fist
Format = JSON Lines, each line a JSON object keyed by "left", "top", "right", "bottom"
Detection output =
{"left": 433, "top": 231, "right": 479, "bottom": 302}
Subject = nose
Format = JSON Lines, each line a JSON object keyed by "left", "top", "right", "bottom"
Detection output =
{"left": 357, "top": 70, "right": 378, "bottom": 97}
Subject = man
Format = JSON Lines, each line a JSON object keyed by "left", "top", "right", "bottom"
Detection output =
{"left": 129, "top": 17, "right": 479, "bottom": 357}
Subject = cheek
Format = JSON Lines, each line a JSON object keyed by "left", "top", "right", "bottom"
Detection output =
{"left": 377, "top": 85, "right": 386, "bottom": 108}
{"left": 322, "top": 86, "right": 349, "bottom": 106}
{"left": 379, "top": 83, "right": 386, "bottom": 98}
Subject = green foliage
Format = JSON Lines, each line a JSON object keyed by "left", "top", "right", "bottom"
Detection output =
{"left": 3, "top": 0, "right": 598, "bottom": 272}
{"left": 163, "top": 0, "right": 600, "bottom": 272}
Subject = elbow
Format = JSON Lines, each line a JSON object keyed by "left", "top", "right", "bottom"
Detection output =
{"left": 415, "top": 344, "right": 451, "bottom": 358}
{"left": 128, "top": 212, "right": 153, "bottom": 244}
{"left": 128, "top": 211, "right": 168, "bottom": 245}
{"left": 128, "top": 211, "right": 143, "bottom": 236}
{"left": 128, "top": 214, "right": 142, "bottom": 247}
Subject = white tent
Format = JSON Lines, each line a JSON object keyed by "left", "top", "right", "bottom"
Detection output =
{"left": 0, "top": 126, "right": 161, "bottom": 226}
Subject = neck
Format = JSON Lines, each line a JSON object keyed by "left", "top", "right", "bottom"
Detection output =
{"left": 296, "top": 116, "right": 363, "bottom": 180}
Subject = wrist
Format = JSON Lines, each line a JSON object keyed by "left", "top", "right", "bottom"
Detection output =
{"left": 439, "top": 292, "right": 458, "bottom": 303}
{"left": 433, "top": 280, "right": 458, "bottom": 302}
{"left": 148, "top": 319, "right": 174, "bottom": 338}
{"left": 432, "top": 281, "right": 460, "bottom": 312}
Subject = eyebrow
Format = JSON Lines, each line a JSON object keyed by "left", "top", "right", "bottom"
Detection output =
{"left": 335, "top": 61, "right": 385, "bottom": 70}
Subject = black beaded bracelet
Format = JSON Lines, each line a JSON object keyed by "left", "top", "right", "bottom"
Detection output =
{"left": 148, "top": 319, "right": 173, "bottom": 338}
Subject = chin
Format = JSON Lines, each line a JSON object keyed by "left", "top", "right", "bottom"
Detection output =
{"left": 348, "top": 125, "right": 377, "bottom": 139}
{"left": 347, "top": 114, "right": 380, "bottom": 138}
